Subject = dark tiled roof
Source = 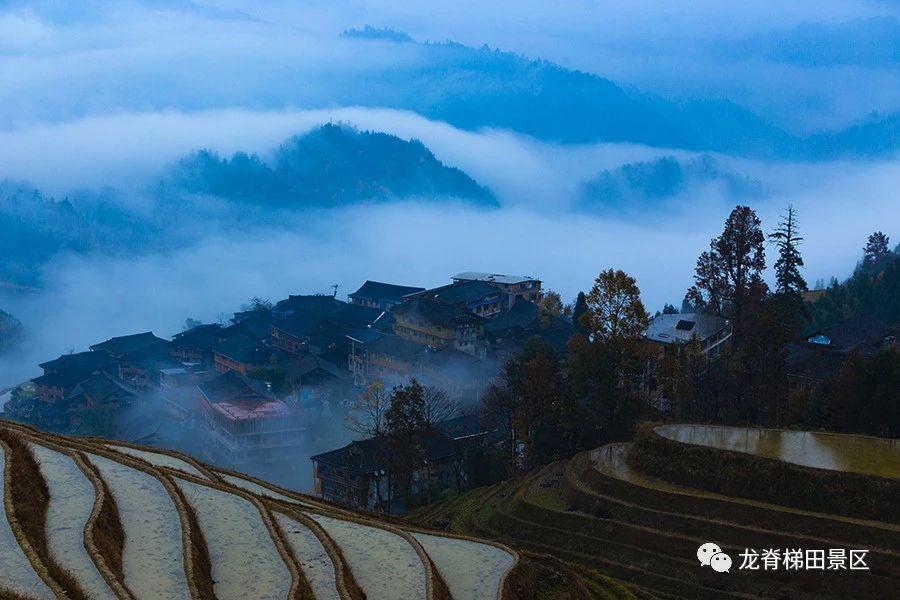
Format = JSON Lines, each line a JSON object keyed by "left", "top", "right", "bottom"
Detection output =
{"left": 199, "top": 370, "right": 272, "bottom": 404}
{"left": 325, "top": 303, "right": 386, "bottom": 328}
{"left": 286, "top": 353, "right": 345, "bottom": 381}
{"left": 392, "top": 298, "right": 481, "bottom": 328}
{"left": 273, "top": 314, "right": 320, "bottom": 338}
{"left": 786, "top": 343, "right": 848, "bottom": 381}
{"left": 230, "top": 312, "right": 277, "bottom": 341}
{"left": 171, "top": 324, "right": 226, "bottom": 350}
{"left": 275, "top": 294, "right": 344, "bottom": 317}
{"left": 366, "top": 334, "right": 431, "bottom": 362}
{"left": 312, "top": 429, "right": 457, "bottom": 473}
{"left": 436, "top": 414, "right": 484, "bottom": 440}
{"left": 72, "top": 372, "right": 137, "bottom": 402}
{"left": 89, "top": 332, "right": 167, "bottom": 356}
{"left": 39, "top": 350, "right": 114, "bottom": 374}
{"left": 349, "top": 280, "right": 425, "bottom": 303}
{"left": 808, "top": 315, "right": 890, "bottom": 352}
{"left": 214, "top": 335, "right": 288, "bottom": 366}
{"left": 417, "top": 280, "right": 501, "bottom": 305}
{"left": 346, "top": 328, "right": 386, "bottom": 344}
{"left": 484, "top": 300, "right": 540, "bottom": 333}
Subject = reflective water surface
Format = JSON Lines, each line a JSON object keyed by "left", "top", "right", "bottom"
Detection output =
{"left": 655, "top": 424, "right": 900, "bottom": 479}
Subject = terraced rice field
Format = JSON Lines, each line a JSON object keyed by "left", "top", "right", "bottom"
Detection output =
{"left": 412, "top": 532, "right": 515, "bottom": 600}
{"left": 310, "top": 512, "right": 428, "bottom": 599}
{"left": 0, "top": 444, "right": 55, "bottom": 600}
{"left": 176, "top": 477, "right": 292, "bottom": 600}
{"left": 104, "top": 444, "right": 208, "bottom": 479}
{"left": 86, "top": 452, "right": 192, "bottom": 600}
{"left": 0, "top": 421, "right": 520, "bottom": 599}
{"left": 29, "top": 443, "right": 116, "bottom": 600}
{"left": 409, "top": 429, "right": 900, "bottom": 599}
{"left": 274, "top": 512, "right": 340, "bottom": 600}
{"left": 655, "top": 424, "right": 900, "bottom": 478}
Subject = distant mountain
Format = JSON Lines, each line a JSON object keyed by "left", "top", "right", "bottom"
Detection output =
{"left": 341, "top": 26, "right": 413, "bottom": 43}
{"left": 339, "top": 35, "right": 899, "bottom": 160}
{"left": 168, "top": 124, "right": 496, "bottom": 207}
{"left": 732, "top": 17, "right": 900, "bottom": 68}
{"left": 0, "top": 183, "right": 157, "bottom": 288}
{"left": 0, "top": 309, "right": 23, "bottom": 354}
{"left": 577, "top": 155, "right": 767, "bottom": 213}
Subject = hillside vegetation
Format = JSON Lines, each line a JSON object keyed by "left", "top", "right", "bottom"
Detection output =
{"left": 408, "top": 424, "right": 899, "bottom": 599}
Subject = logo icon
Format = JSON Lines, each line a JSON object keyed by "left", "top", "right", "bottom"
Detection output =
{"left": 698, "top": 542, "right": 731, "bottom": 573}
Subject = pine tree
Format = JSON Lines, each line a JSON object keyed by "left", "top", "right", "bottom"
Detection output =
{"left": 686, "top": 205, "right": 767, "bottom": 320}
{"left": 572, "top": 291, "right": 588, "bottom": 329}
{"left": 863, "top": 231, "right": 891, "bottom": 269}
{"left": 769, "top": 205, "right": 807, "bottom": 297}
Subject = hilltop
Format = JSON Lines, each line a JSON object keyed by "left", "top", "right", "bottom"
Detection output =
{"left": 167, "top": 124, "right": 497, "bottom": 208}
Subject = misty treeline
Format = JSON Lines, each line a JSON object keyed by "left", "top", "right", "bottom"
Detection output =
{"left": 474, "top": 205, "right": 899, "bottom": 478}
{"left": 0, "top": 124, "right": 494, "bottom": 290}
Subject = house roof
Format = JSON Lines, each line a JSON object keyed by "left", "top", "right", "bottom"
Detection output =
{"left": 806, "top": 314, "right": 890, "bottom": 353}
{"left": 392, "top": 298, "right": 481, "bottom": 328}
{"left": 275, "top": 294, "right": 344, "bottom": 317}
{"left": 645, "top": 313, "right": 730, "bottom": 345}
{"left": 171, "top": 324, "right": 226, "bottom": 350}
{"left": 436, "top": 414, "right": 484, "bottom": 440}
{"left": 273, "top": 314, "right": 320, "bottom": 338}
{"left": 366, "top": 334, "right": 431, "bottom": 362}
{"left": 89, "top": 332, "right": 167, "bottom": 356}
{"left": 417, "top": 280, "right": 501, "bottom": 305}
{"left": 453, "top": 272, "right": 540, "bottom": 285}
{"left": 39, "top": 350, "right": 114, "bottom": 374}
{"left": 214, "top": 335, "right": 288, "bottom": 366}
{"left": 199, "top": 371, "right": 289, "bottom": 421}
{"left": 484, "top": 300, "right": 540, "bottom": 334}
{"left": 349, "top": 280, "right": 425, "bottom": 303}
{"left": 311, "top": 428, "right": 457, "bottom": 473}
{"left": 286, "top": 353, "right": 345, "bottom": 382}
{"left": 346, "top": 328, "right": 386, "bottom": 345}
{"left": 325, "top": 303, "right": 387, "bottom": 328}
{"left": 69, "top": 372, "right": 138, "bottom": 406}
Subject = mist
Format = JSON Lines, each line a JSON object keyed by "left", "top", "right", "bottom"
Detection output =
{"left": 1, "top": 1, "right": 898, "bottom": 384}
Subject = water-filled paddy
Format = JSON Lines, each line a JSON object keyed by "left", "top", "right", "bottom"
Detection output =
{"left": 30, "top": 443, "right": 116, "bottom": 600}
{"left": 656, "top": 424, "right": 900, "bottom": 479}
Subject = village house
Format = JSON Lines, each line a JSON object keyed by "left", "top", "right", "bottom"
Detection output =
{"left": 645, "top": 313, "right": 732, "bottom": 358}
{"left": 347, "top": 332, "right": 496, "bottom": 404}
{"left": 787, "top": 314, "right": 896, "bottom": 389}
{"left": 311, "top": 414, "right": 495, "bottom": 513}
{"left": 412, "top": 279, "right": 506, "bottom": 317}
{"left": 170, "top": 324, "right": 231, "bottom": 366}
{"left": 348, "top": 280, "right": 426, "bottom": 310}
{"left": 392, "top": 297, "right": 483, "bottom": 355}
{"left": 32, "top": 350, "right": 116, "bottom": 402}
{"left": 89, "top": 331, "right": 169, "bottom": 358}
{"left": 198, "top": 371, "right": 304, "bottom": 472}
{"left": 212, "top": 335, "right": 291, "bottom": 375}
{"left": 452, "top": 272, "right": 543, "bottom": 308}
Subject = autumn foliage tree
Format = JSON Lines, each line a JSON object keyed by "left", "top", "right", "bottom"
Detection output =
{"left": 584, "top": 269, "right": 650, "bottom": 342}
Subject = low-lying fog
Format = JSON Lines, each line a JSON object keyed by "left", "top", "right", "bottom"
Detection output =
{"left": 1, "top": 107, "right": 897, "bottom": 388}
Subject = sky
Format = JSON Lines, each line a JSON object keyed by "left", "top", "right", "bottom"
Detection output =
{"left": 0, "top": 0, "right": 899, "bottom": 386}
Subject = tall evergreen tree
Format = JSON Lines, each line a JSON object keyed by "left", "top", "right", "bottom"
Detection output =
{"left": 572, "top": 291, "right": 589, "bottom": 329}
{"left": 863, "top": 231, "right": 891, "bottom": 270}
{"left": 686, "top": 205, "right": 767, "bottom": 321}
{"left": 769, "top": 205, "right": 807, "bottom": 297}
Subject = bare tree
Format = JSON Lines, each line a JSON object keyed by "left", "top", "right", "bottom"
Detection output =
{"left": 345, "top": 380, "right": 390, "bottom": 437}
{"left": 423, "top": 385, "right": 459, "bottom": 427}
